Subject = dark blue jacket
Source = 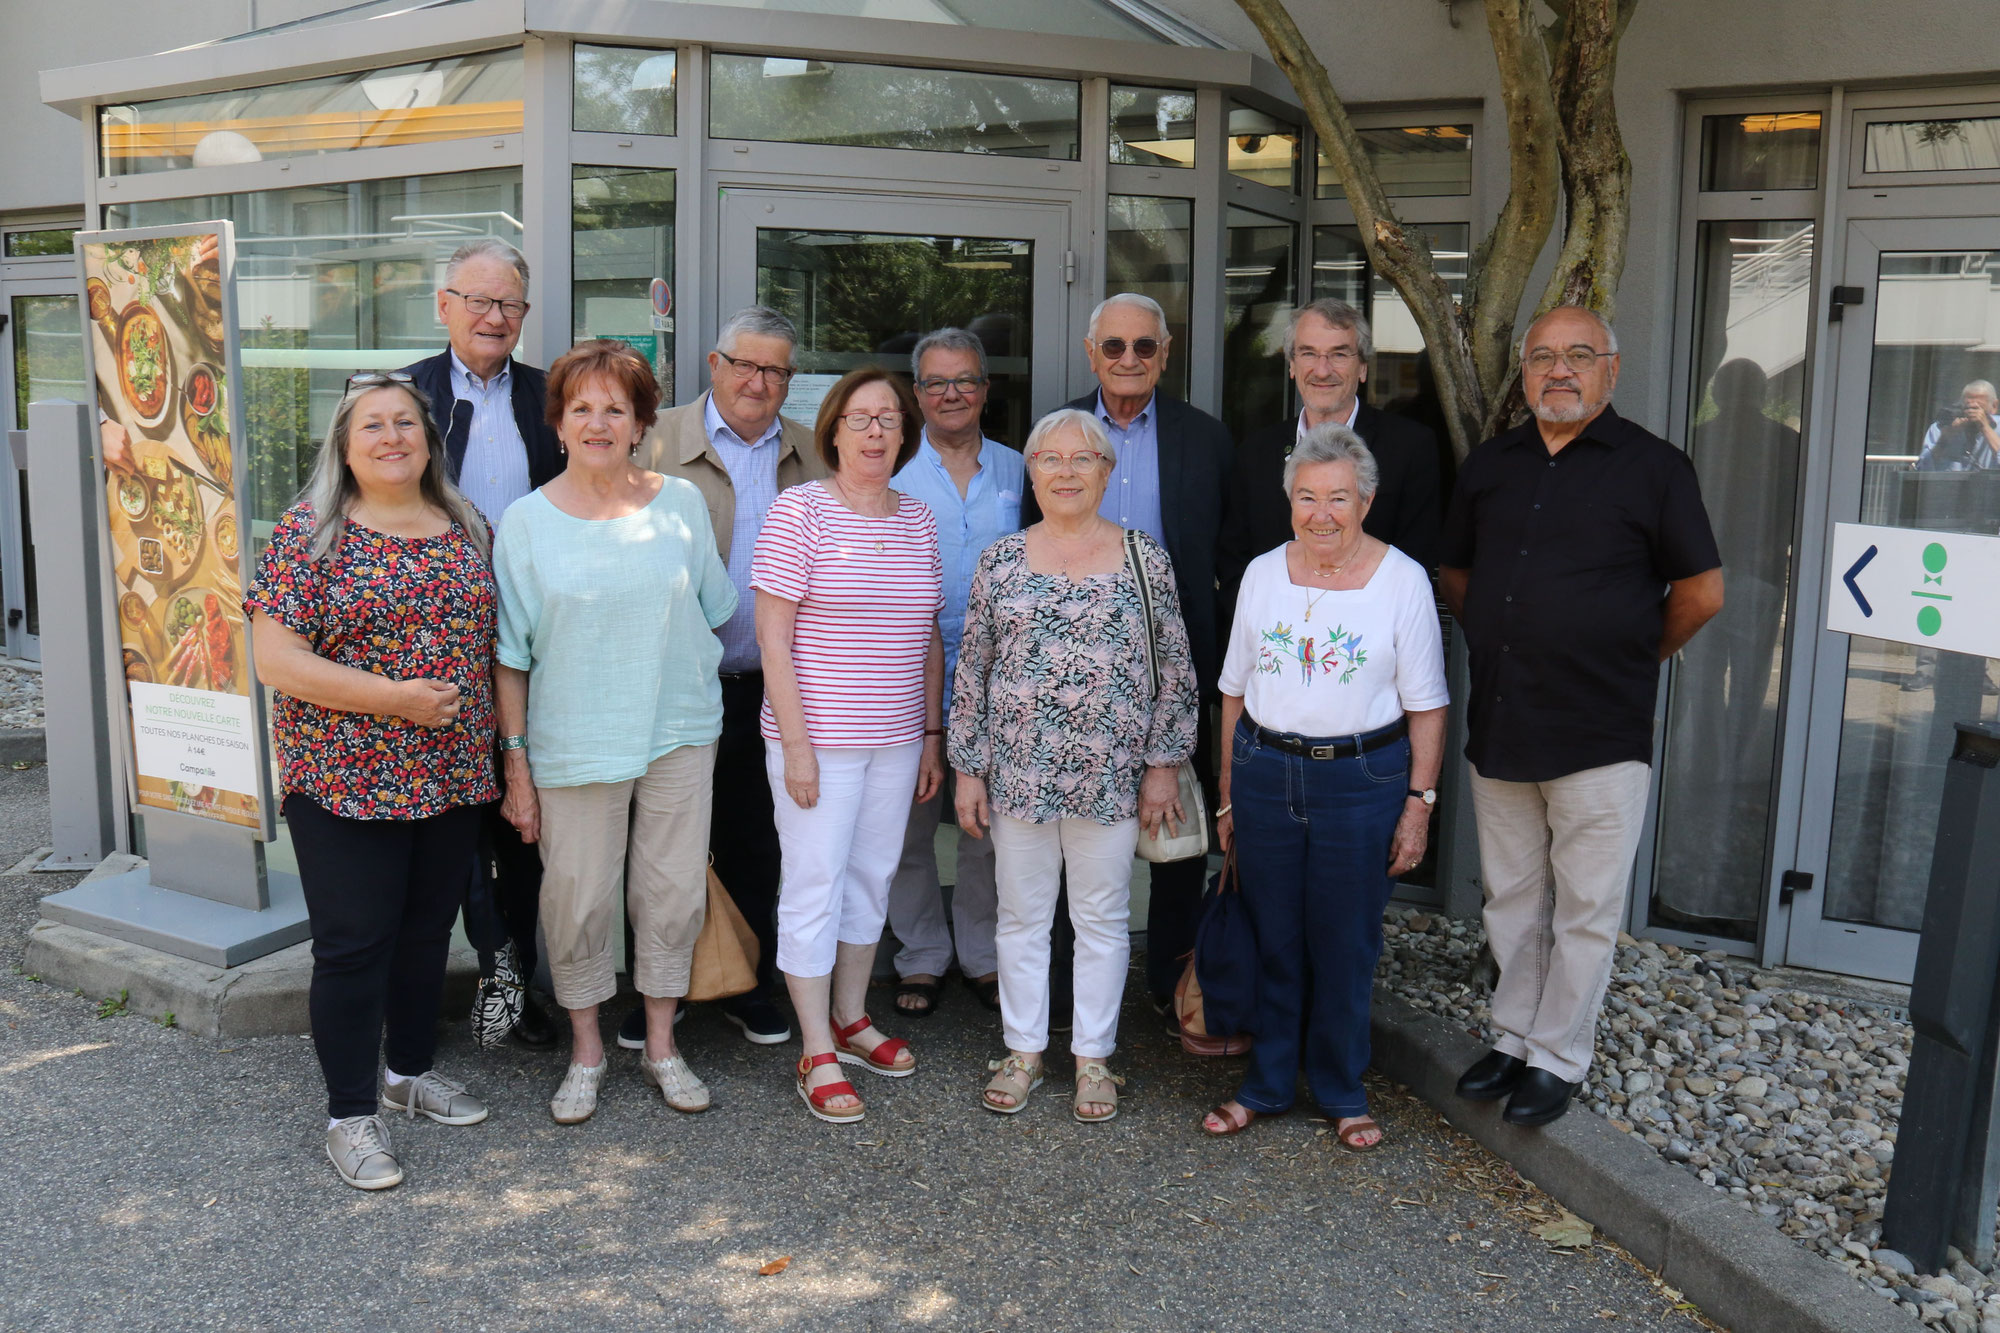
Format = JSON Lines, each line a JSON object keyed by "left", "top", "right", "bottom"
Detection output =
{"left": 400, "top": 350, "right": 565, "bottom": 492}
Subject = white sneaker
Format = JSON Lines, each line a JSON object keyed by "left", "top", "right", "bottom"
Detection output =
{"left": 326, "top": 1114, "right": 403, "bottom": 1190}
{"left": 550, "top": 1061, "right": 606, "bottom": 1125}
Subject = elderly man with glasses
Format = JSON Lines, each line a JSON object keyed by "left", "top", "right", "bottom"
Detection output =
{"left": 403, "top": 237, "right": 565, "bottom": 1053}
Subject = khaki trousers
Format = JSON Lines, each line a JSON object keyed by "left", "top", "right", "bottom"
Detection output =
{"left": 537, "top": 742, "right": 717, "bottom": 1011}
{"left": 1469, "top": 760, "right": 1651, "bottom": 1084}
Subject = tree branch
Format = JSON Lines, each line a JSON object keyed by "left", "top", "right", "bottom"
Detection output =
{"left": 1536, "top": 0, "right": 1633, "bottom": 323}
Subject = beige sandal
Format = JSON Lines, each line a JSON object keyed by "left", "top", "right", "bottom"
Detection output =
{"left": 1073, "top": 1061, "right": 1125, "bottom": 1124}
{"left": 982, "top": 1054, "right": 1044, "bottom": 1114}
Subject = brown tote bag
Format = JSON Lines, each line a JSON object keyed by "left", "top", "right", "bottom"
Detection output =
{"left": 685, "top": 863, "right": 760, "bottom": 1003}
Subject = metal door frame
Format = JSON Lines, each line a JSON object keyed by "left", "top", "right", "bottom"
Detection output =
{"left": 0, "top": 269, "right": 88, "bottom": 663}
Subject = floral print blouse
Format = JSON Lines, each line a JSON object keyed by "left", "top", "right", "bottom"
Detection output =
{"left": 949, "top": 530, "right": 1197, "bottom": 825}
{"left": 246, "top": 502, "right": 499, "bottom": 821}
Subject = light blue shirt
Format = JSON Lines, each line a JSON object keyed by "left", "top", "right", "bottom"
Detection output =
{"left": 703, "top": 395, "right": 784, "bottom": 672}
{"left": 892, "top": 429, "right": 1026, "bottom": 712}
{"left": 494, "top": 479, "right": 738, "bottom": 788}
{"left": 449, "top": 352, "right": 532, "bottom": 529}
{"left": 1094, "top": 390, "right": 1166, "bottom": 549}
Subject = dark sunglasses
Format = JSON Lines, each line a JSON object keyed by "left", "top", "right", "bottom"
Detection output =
{"left": 345, "top": 370, "right": 416, "bottom": 391}
{"left": 1092, "top": 337, "right": 1161, "bottom": 361}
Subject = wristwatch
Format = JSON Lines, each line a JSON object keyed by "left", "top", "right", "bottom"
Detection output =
{"left": 1407, "top": 787, "right": 1436, "bottom": 806}
{"left": 498, "top": 734, "right": 527, "bottom": 751}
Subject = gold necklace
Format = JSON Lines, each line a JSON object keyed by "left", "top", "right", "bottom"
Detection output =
{"left": 1301, "top": 546, "right": 1350, "bottom": 622}
{"left": 828, "top": 476, "right": 889, "bottom": 552}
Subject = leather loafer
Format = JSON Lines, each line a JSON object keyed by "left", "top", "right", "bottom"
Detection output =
{"left": 509, "top": 995, "right": 558, "bottom": 1049}
{"left": 1502, "top": 1067, "right": 1577, "bottom": 1127}
{"left": 1455, "top": 1049, "right": 1527, "bottom": 1101}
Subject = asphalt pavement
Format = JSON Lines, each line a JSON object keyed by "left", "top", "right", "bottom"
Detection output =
{"left": 0, "top": 762, "right": 1716, "bottom": 1332}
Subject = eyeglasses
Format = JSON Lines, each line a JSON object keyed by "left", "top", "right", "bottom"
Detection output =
{"left": 916, "top": 375, "right": 987, "bottom": 397}
{"left": 1293, "top": 347, "right": 1361, "bottom": 367}
{"left": 345, "top": 370, "right": 415, "bottom": 391}
{"left": 840, "top": 410, "right": 905, "bottom": 432}
{"left": 1029, "top": 450, "right": 1109, "bottom": 474}
{"left": 444, "top": 289, "right": 530, "bottom": 321}
{"left": 715, "top": 349, "right": 796, "bottom": 385}
{"left": 1091, "top": 337, "right": 1161, "bottom": 361}
{"left": 1524, "top": 345, "right": 1614, "bottom": 375}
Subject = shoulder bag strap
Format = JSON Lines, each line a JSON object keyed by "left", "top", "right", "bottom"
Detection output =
{"left": 1122, "top": 528, "right": 1160, "bottom": 700}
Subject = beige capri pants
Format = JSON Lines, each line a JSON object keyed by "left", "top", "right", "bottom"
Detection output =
{"left": 536, "top": 742, "right": 717, "bottom": 1010}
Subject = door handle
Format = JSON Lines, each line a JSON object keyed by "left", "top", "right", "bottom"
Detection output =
{"left": 1829, "top": 285, "right": 1866, "bottom": 321}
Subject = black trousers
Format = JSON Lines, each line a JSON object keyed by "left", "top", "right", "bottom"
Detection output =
{"left": 714, "top": 672, "right": 782, "bottom": 1001}
{"left": 286, "top": 794, "right": 482, "bottom": 1119}
{"left": 463, "top": 801, "right": 541, "bottom": 979}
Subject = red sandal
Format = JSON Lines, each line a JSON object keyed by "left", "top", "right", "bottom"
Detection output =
{"left": 831, "top": 1014, "right": 916, "bottom": 1078}
{"left": 796, "top": 1052, "right": 865, "bottom": 1123}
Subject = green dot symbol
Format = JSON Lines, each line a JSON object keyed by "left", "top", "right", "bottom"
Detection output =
{"left": 1917, "top": 605, "right": 1943, "bottom": 637}
{"left": 1923, "top": 542, "right": 1948, "bottom": 575}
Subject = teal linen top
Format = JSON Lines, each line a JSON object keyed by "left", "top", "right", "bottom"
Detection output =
{"left": 494, "top": 478, "right": 737, "bottom": 788}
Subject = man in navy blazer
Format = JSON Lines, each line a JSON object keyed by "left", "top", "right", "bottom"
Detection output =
{"left": 401, "top": 237, "right": 565, "bottom": 1050}
{"left": 1022, "top": 292, "right": 1233, "bottom": 1020}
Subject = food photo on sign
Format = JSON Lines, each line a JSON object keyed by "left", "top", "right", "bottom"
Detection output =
{"left": 79, "top": 223, "right": 272, "bottom": 836}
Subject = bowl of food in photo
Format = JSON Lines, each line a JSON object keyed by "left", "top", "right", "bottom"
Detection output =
{"left": 215, "top": 510, "right": 239, "bottom": 564}
{"left": 148, "top": 466, "right": 205, "bottom": 574}
{"left": 136, "top": 536, "right": 167, "bottom": 578}
{"left": 114, "top": 303, "right": 174, "bottom": 429}
{"left": 122, "top": 645, "right": 155, "bottom": 686}
{"left": 114, "top": 471, "right": 151, "bottom": 524}
{"left": 181, "top": 363, "right": 231, "bottom": 486}
{"left": 86, "top": 277, "right": 115, "bottom": 332}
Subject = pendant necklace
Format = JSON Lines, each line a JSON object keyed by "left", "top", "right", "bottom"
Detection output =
{"left": 830, "top": 476, "right": 887, "bottom": 552}
{"left": 1303, "top": 552, "right": 1348, "bottom": 622}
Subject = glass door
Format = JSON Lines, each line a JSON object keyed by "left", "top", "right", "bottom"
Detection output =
{"left": 2, "top": 276, "right": 89, "bottom": 662}
{"left": 1788, "top": 218, "right": 2000, "bottom": 979}
{"left": 716, "top": 189, "right": 1070, "bottom": 447}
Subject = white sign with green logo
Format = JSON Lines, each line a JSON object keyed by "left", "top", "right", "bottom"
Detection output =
{"left": 1827, "top": 522, "right": 2000, "bottom": 656}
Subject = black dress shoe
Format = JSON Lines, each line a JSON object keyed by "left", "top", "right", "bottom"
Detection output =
{"left": 1502, "top": 1067, "right": 1577, "bottom": 1127}
{"left": 509, "top": 995, "right": 559, "bottom": 1049}
{"left": 1455, "top": 1049, "right": 1527, "bottom": 1101}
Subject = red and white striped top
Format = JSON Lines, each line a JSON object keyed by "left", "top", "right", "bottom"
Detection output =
{"left": 752, "top": 480, "right": 944, "bottom": 747}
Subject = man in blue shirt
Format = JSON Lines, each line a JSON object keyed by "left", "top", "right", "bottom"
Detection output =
{"left": 886, "top": 329, "right": 1025, "bottom": 1018}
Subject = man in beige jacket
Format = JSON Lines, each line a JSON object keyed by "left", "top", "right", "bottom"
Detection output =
{"left": 625, "top": 305, "right": 828, "bottom": 1050}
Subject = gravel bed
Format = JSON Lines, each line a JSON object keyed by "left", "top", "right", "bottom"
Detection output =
{"left": 0, "top": 662, "right": 41, "bottom": 731}
{"left": 1377, "top": 906, "right": 2000, "bottom": 1330}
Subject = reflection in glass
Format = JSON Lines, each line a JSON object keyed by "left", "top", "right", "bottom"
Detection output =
{"left": 1652, "top": 221, "right": 1813, "bottom": 938}
{"left": 1827, "top": 248, "right": 2000, "bottom": 931}
{"left": 1700, "top": 111, "right": 1821, "bottom": 191}
{"left": 710, "top": 55, "right": 1078, "bottom": 160}
{"left": 99, "top": 47, "right": 523, "bottom": 176}
{"left": 645, "top": 0, "right": 1165, "bottom": 40}
{"left": 5, "top": 229, "right": 77, "bottom": 258}
{"left": 1106, "top": 195, "right": 1192, "bottom": 402}
{"left": 1318, "top": 124, "right": 1472, "bottom": 199}
{"left": 574, "top": 45, "right": 677, "bottom": 136}
{"left": 1311, "top": 222, "right": 1468, "bottom": 406}
{"left": 1227, "top": 102, "right": 1299, "bottom": 191}
{"left": 574, "top": 167, "right": 676, "bottom": 404}
{"left": 753, "top": 230, "right": 1033, "bottom": 446}
{"left": 11, "top": 295, "right": 87, "bottom": 431}
{"left": 1865, "top": 117, "right": 2000, "bottom": 174}
{"left": 1109, "top": 85, "right": 1196, "bottom": 168}
{"left": 1221, "top": 208, "right": 1296, "bottom": 442}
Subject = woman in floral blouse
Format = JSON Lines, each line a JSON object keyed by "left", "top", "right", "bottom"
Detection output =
{"left": 249, "top": 372, "right": 497, "bottom": 1193}
{"left": 949, "top": 408, "right": 1197, "bottom": 1123}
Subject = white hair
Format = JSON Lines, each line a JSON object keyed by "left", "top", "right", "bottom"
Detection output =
{"left": 1963, "top": 380, "right": 1997, "bottom": 401}
{"left": 1024, "top": 407, "right": 1116, "bottom": 467}
{"left": 716, "top": 305, "right": 798, "bottom": 357}
{"left": 1285, "top": 424, "right": 1377, "bottom": 502}
{"left": 1087, "top": 292, "right": 1169, "bottom": 342}
{"left": 912, "top": 327, "right": 987, "bottom": 380}
{"left": 1518, "top": 306, "right": 1619, "bottom": 364}
{"left": 442, "top": 238, "right": 529, "bottom": 295}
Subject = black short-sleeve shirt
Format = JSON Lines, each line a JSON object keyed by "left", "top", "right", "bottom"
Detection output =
{"left": 1439, "top": 404, "right": 1719, "bottom": 782}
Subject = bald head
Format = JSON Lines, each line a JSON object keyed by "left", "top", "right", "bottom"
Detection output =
{"left": 1520, "top": 305, "right": 1621, "bottom": 427}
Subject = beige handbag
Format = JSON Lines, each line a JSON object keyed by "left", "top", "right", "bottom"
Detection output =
{"left": 685, "top": 862, "right": 761, "bottom": 1002}
{"left": 1123, "top": 530, "right": 1209, "bottom": 864}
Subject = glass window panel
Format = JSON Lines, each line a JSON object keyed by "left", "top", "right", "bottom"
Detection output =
{"left": 574, "top": 45, "right": 677, "bottom": 136}
{"left": 1109, "top": 84, "right": 1196, "bottom": 168}
{"left": 1700, "top": 111, "right": 1821, "bottom": 191}
{"left": 1312, "top": 222, "right": 1467, "bottom": 408}
{"left": 12, "top": 294, "right": 87, "bottom": 430}
{"left": 1228, "top": 102, "right": 1299, "bottom": 191}
{"left": 1221, "top": 207, "right": 1296, "bottom": 442}
{"left": 1317, "top": 124, "right": 1473, "bottom": 199}
{"left": 1105, "top": 195, "right": 1192, "bottom": 402}
{"left": 5, "top": 228, "right": 77, "bottom": 258}
{"left": 638, "top": 0, "right": 1167, "bottom": 40}
{"left": 573, "top": 166, "right": 676, "bottom": 404}
{"left": 1826, "top": 247, "right": 2000, "bottom": 932}
{"left": 99, "top": 47, "right": 523, "bottom": 177}
{"left": 1652, "top": 220, "right": 1814, "bottom": 940}
{"left": 709, "top": 55, "right": 1078, "bottom": 160}
{"left": 1864, "top": 117, "right": 2000, "bottom": 174}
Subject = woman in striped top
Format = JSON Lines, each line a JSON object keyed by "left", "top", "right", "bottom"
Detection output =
{"left": 752, "top": 367, "right": 945, "bottom": 1124}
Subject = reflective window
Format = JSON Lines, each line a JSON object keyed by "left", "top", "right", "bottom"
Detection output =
{"left": 5, "top": 229, "right": 77, "bottom": 258}
{"left": 709, "top": 55, "right": 1078, "bottom": 160}
{"left": 574, "top": 166, "right": 676, "bottom": 404}
{"left": 1228, "top": 102, "right": 1299, "bottom": 191}
{"left": 1105, "top": 195, "right": 1192, "bottom": 402}
{"left": 1312, "top": 222, "right": 1468, "bottom": 407}
{"left": 1700, "top": 111, "right": 1821, "bottom": 191}
{"left": 1221, "top": 208, "right": 1296, "bottom": 442}
{"left": 1109, "top": 85, "right": 1196, "bottom": 168}
{"left": 99, "top": 48, "right": 523, "bottom": 177}
{"left": 1318, "top": 124, "right": 1472, "bottom": 199}
{"left": 12, "top": 294, "right": 86, "bottom": 430}
{"left": 1653, "top": 220, "right": 1814, "bottom": 940}
{"left": 574, "top": 45, "right": 677, "bottom": 136}
{"left": 1865, "top": 116, "right": 2000, "bottom": 174}
{"left": 644, "top": 0, "right": 1169, "bottom": 40}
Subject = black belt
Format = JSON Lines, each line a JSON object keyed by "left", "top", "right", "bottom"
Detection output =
{"left": 1251, "top": 716, "right": 1407, "bottom": 761}
{"left": 718, "top": 670, "right": 763, "bottom": 683}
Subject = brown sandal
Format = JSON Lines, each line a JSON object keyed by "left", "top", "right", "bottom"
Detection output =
{"left": 1201, "top": 1102, "right": 1261, "bottom": 1137}
{"left": 1337, "top": 1116, "right": 1383, "bottom": 1152}
{"left": 1073, "top": 1062, "right": 1125, "bottom": 1124}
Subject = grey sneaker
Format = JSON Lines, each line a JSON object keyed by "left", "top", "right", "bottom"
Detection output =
{"left": 326, "top": 1114, "right": 403, "bottom": 1191}
{"left": 380, "top": 1069, "right": 489, "bottom": 1126}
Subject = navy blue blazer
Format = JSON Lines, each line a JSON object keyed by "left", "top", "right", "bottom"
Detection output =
{"left": 400, "top": 350, "right": 565, "bottom": 493}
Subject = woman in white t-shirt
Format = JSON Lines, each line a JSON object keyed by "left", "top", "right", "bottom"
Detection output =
{"left": 1200, "top": 425, "right": 1448, "bottom": 1150}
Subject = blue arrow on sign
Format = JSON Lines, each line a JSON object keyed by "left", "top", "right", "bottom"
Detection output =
{"left": 1843, "top": 544, "right": 1878, "bottom": 617}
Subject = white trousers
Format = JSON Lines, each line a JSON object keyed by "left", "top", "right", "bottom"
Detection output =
{"left": 1469, "top": 760, "right": 1652, "bottom": 1084}
{"left": 990, "top": 812, "right": 1139, "bottom": 1060}
{"left": 886, "top": 771, "right": 1000, "bottom": 979}
{"left": 767, "top": 740, "right": 922, "bottom": 978}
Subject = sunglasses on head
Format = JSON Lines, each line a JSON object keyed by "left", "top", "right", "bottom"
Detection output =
{"left": 345, "top": 370, "right": 416, "bottom": 391}
{"left": 1092, "top": 337, "right": 1161, "bottom": 361}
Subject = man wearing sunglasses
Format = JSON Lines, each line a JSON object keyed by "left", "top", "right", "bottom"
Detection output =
{"left": 1023, "top": 292, "right": 1234, "bottom": 1029}
{"left": 403, "top": 237, "right": 566, "bottom": 1052}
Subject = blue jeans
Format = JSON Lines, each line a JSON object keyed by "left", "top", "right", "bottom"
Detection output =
{"left": 1230, "top": 717, "right": 1409, "bottom": 1117}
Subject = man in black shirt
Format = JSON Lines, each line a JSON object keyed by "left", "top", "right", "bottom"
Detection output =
{"left": 1439, "top": 306, "right": 1723, "bottom": 1127}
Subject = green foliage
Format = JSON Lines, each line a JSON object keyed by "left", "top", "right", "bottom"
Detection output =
{"left": 156, "top": 1012, "right": 177, "bottom": 1029}
{"left": 95, "top": 989, "right": 130, "bottom": 1019}
{"left": 242, "top": 320, "right": 315, "bottom": 524}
